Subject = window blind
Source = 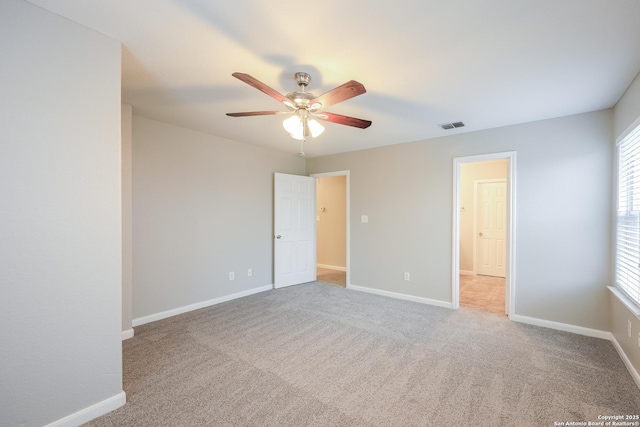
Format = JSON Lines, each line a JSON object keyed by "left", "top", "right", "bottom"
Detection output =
{"left": 616, "top": 123, "right": 640, "bottom": 306}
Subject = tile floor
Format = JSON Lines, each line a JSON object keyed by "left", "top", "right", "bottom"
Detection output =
{"left": 317, "top": 267, "right": 346, "bottom": 287}
{"left": 460, "top": 274, "right": 506, "bottom": 316}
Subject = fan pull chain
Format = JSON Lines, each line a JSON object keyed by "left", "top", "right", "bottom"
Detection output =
{"left": 299, "top": 139, "right": 306, "bottom": 158}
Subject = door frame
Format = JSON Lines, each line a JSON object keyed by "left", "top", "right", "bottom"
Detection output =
{"left": 452, "top": 152, "right": 516, "bottom": 318}
{"left": 473, "top": 178, "right": 507, "bottom": 276}
{"left": 310, "top": 170, "right": 350, "bottom": 287}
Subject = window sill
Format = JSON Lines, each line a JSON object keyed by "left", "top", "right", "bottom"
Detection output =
{"left": 608, "top": 286, "right": 640, "bottom": 319}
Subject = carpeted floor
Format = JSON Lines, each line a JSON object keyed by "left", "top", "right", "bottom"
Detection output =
{"left": 85, "top": 282, "right": 640, "bottom": 427}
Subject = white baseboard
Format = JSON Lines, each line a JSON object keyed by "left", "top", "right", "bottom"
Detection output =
{"left": 121, "top": 328, "right": 134, "bottom": 341}
{"left": 44, "top": 391, "right": 126, "bottom": 427}
{"left": 347, "top": 284, "right": 453, "bottom": 309}
{"left": 510, "top": 314, "right": 611, "bottom": 340}
{"left": 610, "top": 333, "right": 640, "bottom": 389}
{"left": 132, "top": 285, "right": 273, "bottom": 327}
{"left": 459, "top": 270, "right": 476, "bottom": 276}
{"left": 317, "top": 264, "right": 346, "bottom": 272}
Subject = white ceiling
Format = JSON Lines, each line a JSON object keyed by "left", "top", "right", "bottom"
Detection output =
{"left": 27, "top": 0, "right": 640, "bottom": 157}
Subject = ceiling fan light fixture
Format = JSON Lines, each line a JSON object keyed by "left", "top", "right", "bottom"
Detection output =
{"left": 227, "top": 72, "right": 370, "bottom": 148}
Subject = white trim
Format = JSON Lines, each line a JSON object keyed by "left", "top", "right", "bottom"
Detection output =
{"left": 121, "top": 328, "right": 134, "bottom": 340}
{"left": 460, "top": 270, "right": 476, "bottom": 276}
{"left": 310, "top": 170, "right": 351, "bottom": 286}
{"left": 452, "top": 160, "right": 461, "bottom": 309}
{"left": 608, "top": 286, "right": 640, "bottom": 319}
{"left": 610, "top": 333, "right": 640, "bottom": 390}
{"left": 452, "top": 152, "right": 516, "bottom": 319}
{"left": 44, "top": 391, "right": 126, "bottom": 427}
{"left": 132, "top": 285, "right": 272, "bottom": 327}
{"left": 317, "top": 263, "right": 346, "bottom": 272}
{"left": 347, "top": 284, "right": 453, "bottom": 309}
{"left": 511, "top": 314, "right": 611, "bottom": 340}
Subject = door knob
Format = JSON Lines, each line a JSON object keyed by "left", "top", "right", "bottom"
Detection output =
{"left": 479, "top": 232, "right": 483, "bottom": 236}
{"left": 275, "top": 235, "right": 281, "bottom": 239}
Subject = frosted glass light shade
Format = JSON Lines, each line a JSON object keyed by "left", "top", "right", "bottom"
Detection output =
{"left": 308, "top": 119, "right": 325, "bottom": 137}
{"left": 282, "top": 115, "right": 325, "bottom": 140}
{"left": 283, "top": 115, "right": 303, "bottom": 139}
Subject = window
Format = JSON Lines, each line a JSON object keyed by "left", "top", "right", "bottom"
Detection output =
{"left": 615, "top": 123, "right": 640, "bottom": 306}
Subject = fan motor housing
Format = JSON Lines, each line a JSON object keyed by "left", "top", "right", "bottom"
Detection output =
{"left": 285, "top": 91, "right": 315, "bottom": 109}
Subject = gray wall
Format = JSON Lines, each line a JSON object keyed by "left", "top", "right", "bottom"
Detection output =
{"left": 611, "top": 71, "right": 640, "bottom": 376}
{"left": 307, "top": 110, "right": 613, "bottom": 331}
{"left": 122, "top": 104, "right": 133, "bottom": 335}
{"left": 615, "top": 72, "right": 640, "bottom": 138}
{"left": 0, "top": 1, "right": 123, "bottom": 425}
{"left": 131, "top": 116, "right": 305, "bottom": 320}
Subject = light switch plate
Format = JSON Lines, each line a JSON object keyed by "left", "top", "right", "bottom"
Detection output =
{"left": 361, "top": 215, "right": 369, "bottom": 223}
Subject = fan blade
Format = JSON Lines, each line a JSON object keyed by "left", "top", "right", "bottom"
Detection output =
{"left": 316, "top": 112, "right": 372, "bottom": 129}
{"left": 232, "top": 72, "right": 290, "bottom": 105}
{"left": 226, "top": 111, "right": 287, "bottom": 117}
{"left": 309, "top": 80, "right": 366, "bottom": 109}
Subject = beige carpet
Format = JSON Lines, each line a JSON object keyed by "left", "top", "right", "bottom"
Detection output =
{"left": 85, "top": 282, "right": 640, "bottom": 426}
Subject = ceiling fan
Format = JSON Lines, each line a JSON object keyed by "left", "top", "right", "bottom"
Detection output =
{"left": 226, "top": 72, "right": 372, "bottom": 141}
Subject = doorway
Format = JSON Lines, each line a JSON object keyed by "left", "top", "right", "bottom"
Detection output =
{"left": 452, "top": 153, "right": 516, "bottom": 318}
{"left": 311, "top": 171, "right": 350, "bottom": 287}
{"left": 461, "top": 176, "right": 507, "bottom": 315}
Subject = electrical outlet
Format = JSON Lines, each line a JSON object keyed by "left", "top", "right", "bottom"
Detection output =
{"left": 404, "top": 272, "right": 410, "bottom": 281}
{"left": 628, "top": 320, "right": 632, "bottom": 338}
{"left": 229, "top": 272, "right": 235, "bottom": 281}
{"left": 247, "top": 269, "right": 252, "bottom": 277}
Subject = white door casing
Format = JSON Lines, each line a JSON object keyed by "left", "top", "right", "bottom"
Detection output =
{"left": 274, "top": 173, "right": 316, "bottom": 288}
{"left": 452, "top": 152, "right": 516, "bottom": 318}
{"left": 475, "top": 181, "right": 507, "bottom": 278}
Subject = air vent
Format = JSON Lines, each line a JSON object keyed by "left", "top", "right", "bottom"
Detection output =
{"left": 439, "top": 121, "right": 465, "bottom": 130}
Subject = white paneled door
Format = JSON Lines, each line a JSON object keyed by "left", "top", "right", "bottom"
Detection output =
{"left": 476, "top": 181, "right": 507, "bottom": 278}
{"left": 274, "top": 173, "right": 316, "bottom": 288}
